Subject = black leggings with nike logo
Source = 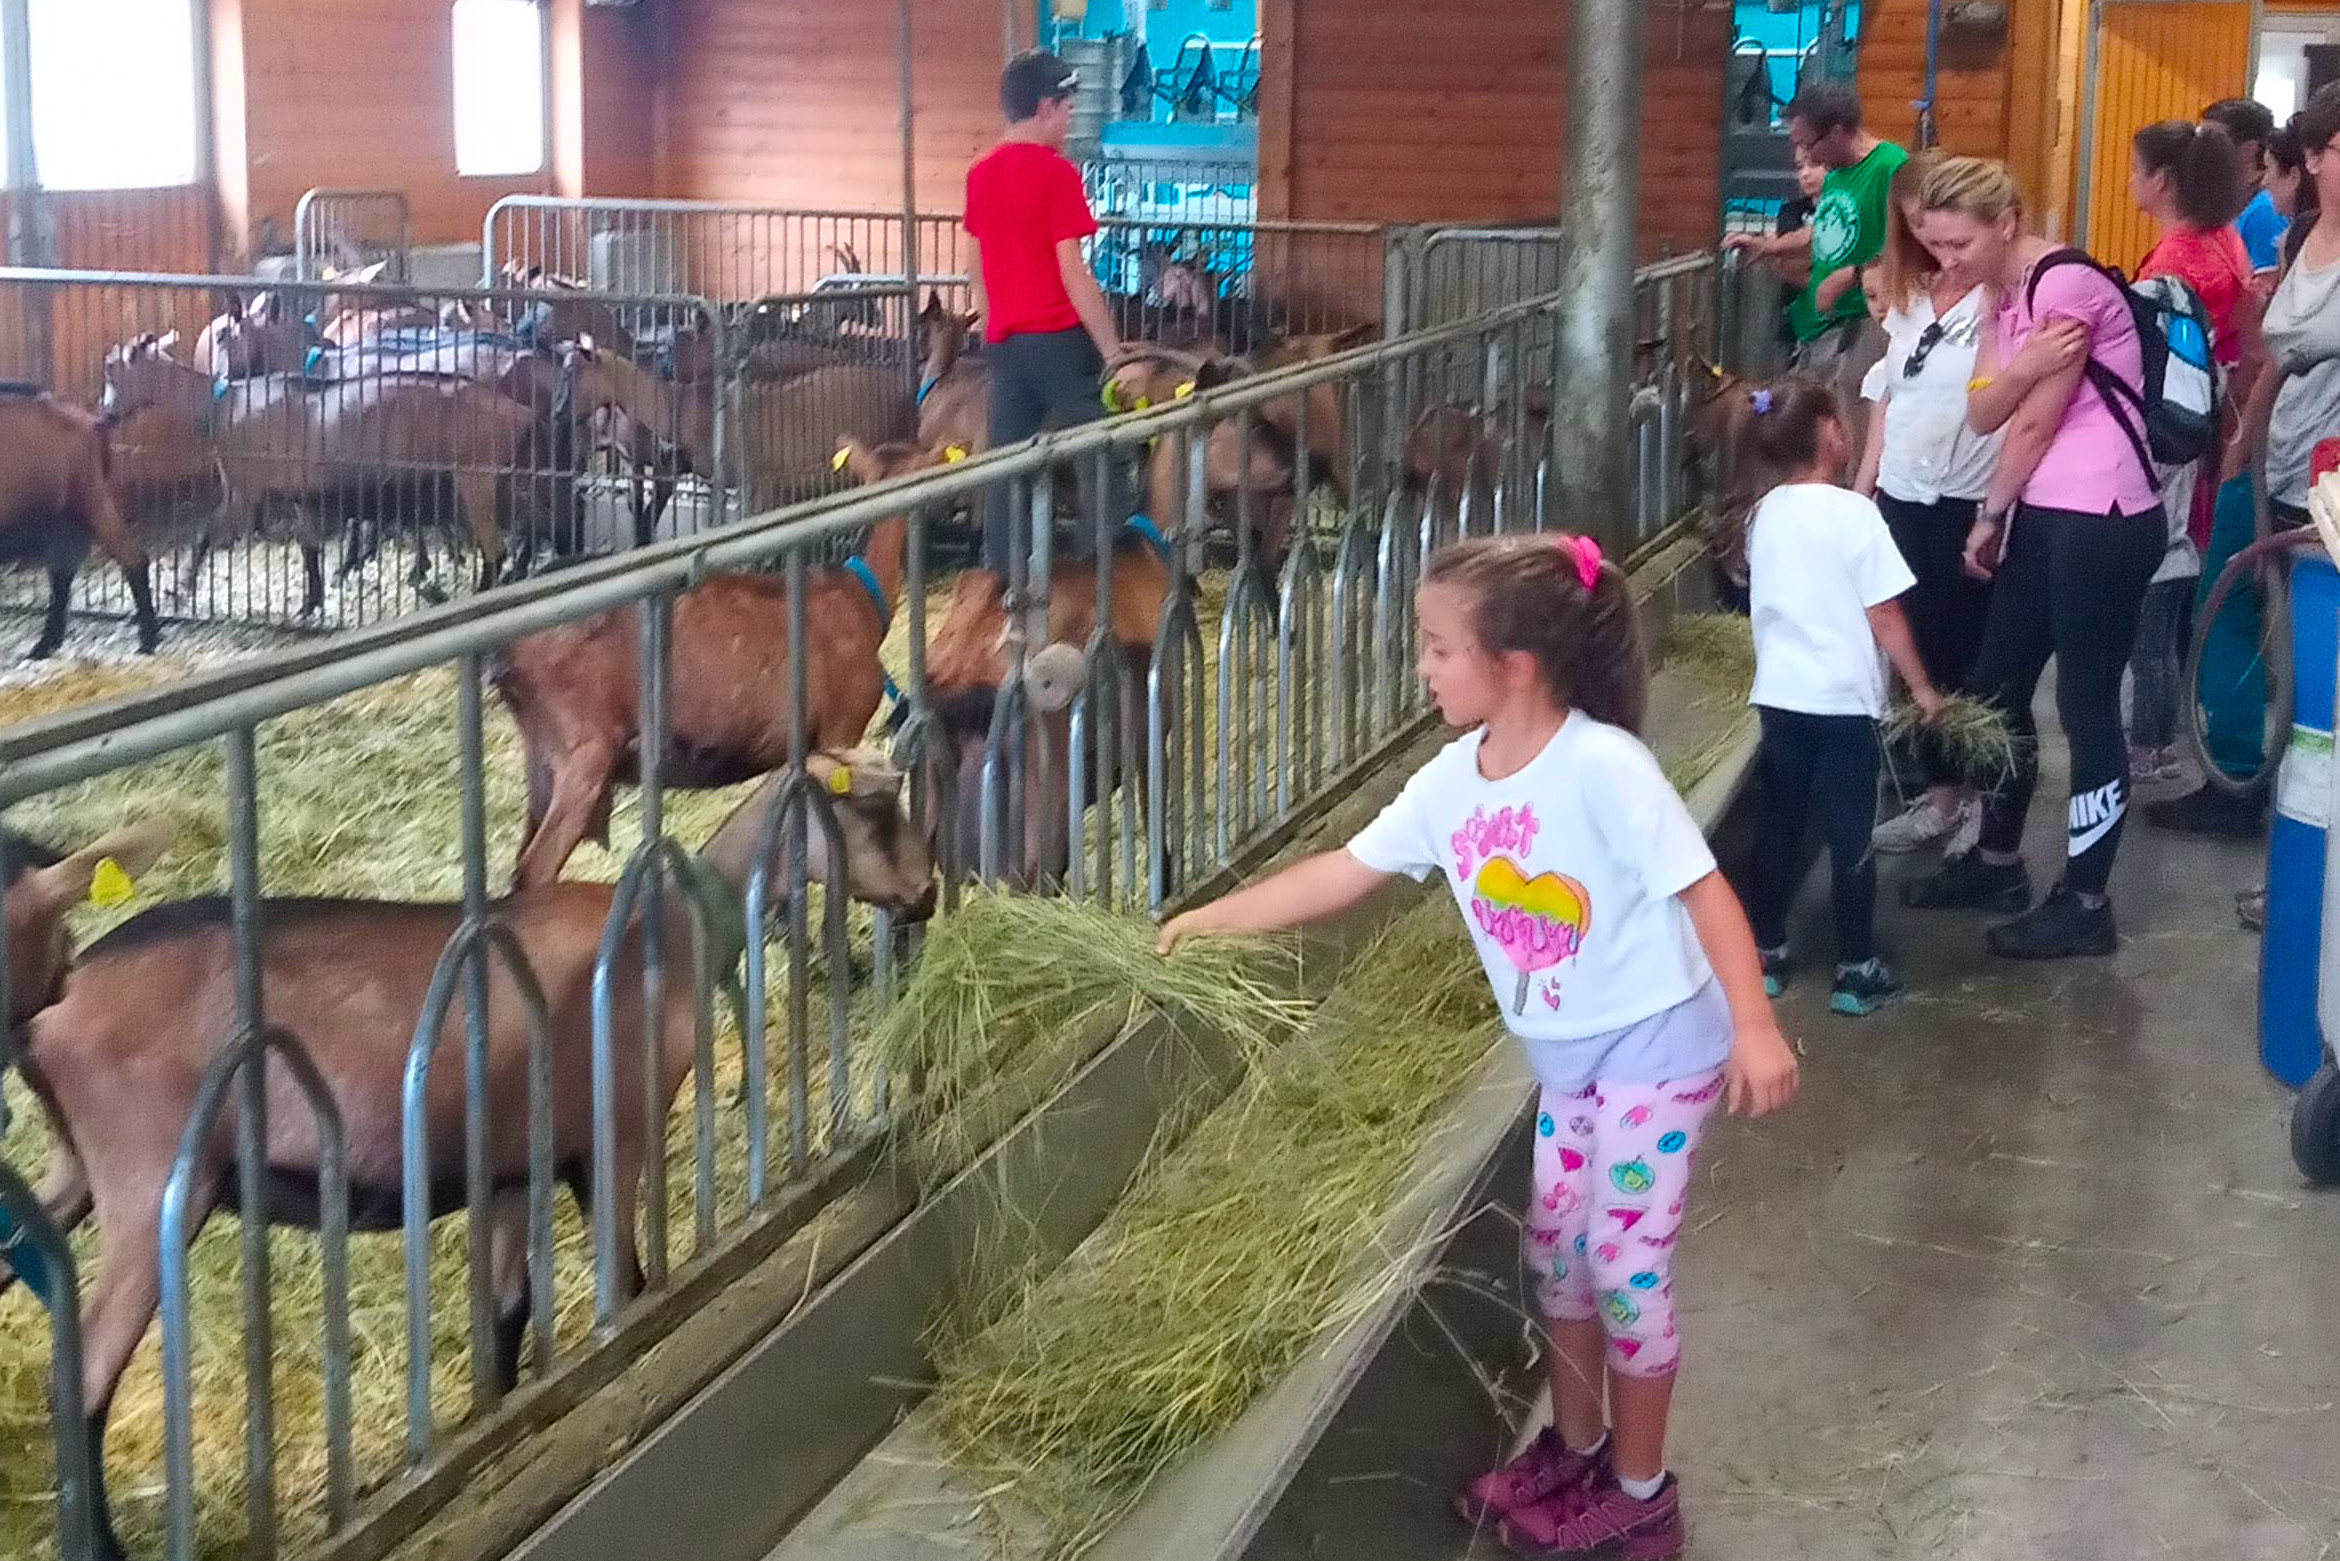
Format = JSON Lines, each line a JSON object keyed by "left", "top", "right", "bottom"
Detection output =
{"left": 1970, "top": 502, "right": 2164, "bottom": 896}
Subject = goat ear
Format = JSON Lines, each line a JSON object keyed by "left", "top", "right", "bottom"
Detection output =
{"left": 1195, "top": 359, "right": 1240, "bottom": 392}
{"left": 1329, "top": 324, "right": 1375, "bottom": 353}
{"left": 251, "top": 292, "right": 279, "bottom": 325}
{"left": 225, "top": 294, "right": 245, "bottom": 322}
{"left": 155, "top": 330, "right": 180, "bottom": 353}
{"left": 26, "top": 818, "right": 177, "bottom": 913}
{"left": 834, "top": 438, "right": 873, "bottom": 480}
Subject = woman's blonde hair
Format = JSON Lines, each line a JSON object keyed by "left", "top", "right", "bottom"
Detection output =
{"left": 1875, "top": 150, "right": 1938, "bottom": 310}
{"left": 1918, "top": 155, "right": 2024, "bottom": 225}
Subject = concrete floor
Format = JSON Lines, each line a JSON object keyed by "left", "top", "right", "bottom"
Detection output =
{"left": 1261, "top": 732, "right": 2340, "bottom": 1560}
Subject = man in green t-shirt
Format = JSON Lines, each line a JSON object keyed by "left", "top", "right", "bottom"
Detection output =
{"left": 1726, "top": 84, "right": 1905, "bottom": 417}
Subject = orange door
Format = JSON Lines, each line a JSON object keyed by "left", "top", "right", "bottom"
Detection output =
{"left": 2083, "top": 0, "right": 2255, "bottom": 267}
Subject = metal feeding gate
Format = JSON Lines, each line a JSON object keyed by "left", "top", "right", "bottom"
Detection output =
{"left": 0, "top": 265, "right": 931, "bottom": 641}
{"left": 0, "top": 251, "right": 1739, "bottom": 1561}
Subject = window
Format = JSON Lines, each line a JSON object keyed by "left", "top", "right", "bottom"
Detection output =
{"left": 452, "top": 0, "right": 547, "bottom": 178}
{"left": 27, "top": 0, "right": 199, "bottom": 190}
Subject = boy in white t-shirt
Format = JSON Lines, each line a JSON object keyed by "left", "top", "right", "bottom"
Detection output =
{"left": 1729, "top": 379, "right": 1944, "bottom": 1014}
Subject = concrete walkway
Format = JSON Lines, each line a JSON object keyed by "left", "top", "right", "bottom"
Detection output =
{"left": 1265, "top": 735, "right": 2340, "bottom": 1559}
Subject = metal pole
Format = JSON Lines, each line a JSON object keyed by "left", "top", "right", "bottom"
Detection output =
{"left": 1918, "top": 0, "right": 1943, "bottom": 150}
{"left": 900, "top": 0, "right": 921, "bottom": 396}
{"left": 1553, "top": 0, "right": 1645, "bottom": 534}
{"left": 2075, "top": 0, "right": 2105, "bottom": 252}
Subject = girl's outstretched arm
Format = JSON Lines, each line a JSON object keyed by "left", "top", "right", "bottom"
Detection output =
{"left": 1677, "top": 870, "right": 1800, "bottom": 1117}
{"left": 1158, "top": 849, "right": 1391, "bottom": 954}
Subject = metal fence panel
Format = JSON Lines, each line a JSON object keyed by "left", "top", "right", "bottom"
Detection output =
{"left": 0, "top": 256, "right": 1735, "bottom": 1561}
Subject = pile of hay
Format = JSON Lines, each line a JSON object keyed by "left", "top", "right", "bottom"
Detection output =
{"left": 923, "top": 897, "right": 1498, "bottom": 1556}
{"left": 871, "top": 890, "right": 1303, "bottom": 1179}
{"left": 1663, "top": 610, "right": 1755, "bottom": 703}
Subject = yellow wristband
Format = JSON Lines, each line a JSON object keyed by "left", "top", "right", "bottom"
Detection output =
{"left": 1968, "top": 375, "right": 1995, "bottom": 393}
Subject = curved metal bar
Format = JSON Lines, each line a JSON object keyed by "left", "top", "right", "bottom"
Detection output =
{"left": 587, "top": 835, "right": 717, "bottom": 1320}
{"left": 162, "top": 1023, "right": 351, "bottom": 1561}
{"left": 0, "top": 1162, "right": 93, "bottom": 1558}
{"left": 1146, "top": 587, "right": 1205, "bottom": 909}
{"left": 1276, "top": 534, "right": 1325, "bottom": 813}
{"left": 401, "top": 913, "right": 558, "bottom": 1460}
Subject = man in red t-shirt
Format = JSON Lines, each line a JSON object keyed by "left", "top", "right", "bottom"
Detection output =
{"left": 965, "top": 51, "right": 1130, "bottom": 569}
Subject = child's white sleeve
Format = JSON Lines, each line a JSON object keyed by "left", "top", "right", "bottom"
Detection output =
{"left": 1851, "top": 494, "right": 1919, "bottom": 608}
{"left": 1347, "top": 764, "right": 1442, "bottom": 882}
{"left": 1590, "top": 735, "right": 1716, "bottom": 900}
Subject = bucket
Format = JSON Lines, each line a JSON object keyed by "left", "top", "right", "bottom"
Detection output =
{"left": 2263, "top": 550, "right": 2340, "bottom": 1085}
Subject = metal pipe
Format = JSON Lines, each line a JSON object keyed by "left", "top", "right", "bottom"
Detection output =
{"left": 899, "top": 0, "right": 921, "bottom": 355}
{"left": 1553, "top": 0, "right": 1645, "bottom": 530}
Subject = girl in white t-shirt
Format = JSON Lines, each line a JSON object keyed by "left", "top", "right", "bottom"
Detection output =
{"left": 1159, "top": 535, "right": 1797, "bottom": 1559}
{"left": 1727, "top": 378, "right": 1945, "bottom": 1018}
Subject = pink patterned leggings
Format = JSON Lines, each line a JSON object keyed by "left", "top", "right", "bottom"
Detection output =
{"left": 1521, "top": 1069, "right": 1724, "bottom": 1379}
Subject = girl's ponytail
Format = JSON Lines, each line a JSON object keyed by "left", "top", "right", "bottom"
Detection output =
{"left": 1708, "top": 376, "right": 1844, "bottom": 582}
{"left": 1424, "top": 533, "right": 1650, "bottom": 735}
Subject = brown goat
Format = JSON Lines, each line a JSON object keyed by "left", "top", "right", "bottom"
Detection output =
{"left": 564, "top": 339, "right": 914, "bottom": 526}
{"left": 495, "top": 439, "right": 943, "bottom": 889}
{"left": 914, "top": 295, "right": 988, "bottom": 458}
{"left": 0, "top": 386, "right": 161, "bottom": 658}
{"left": 1121, "top": 351, "right": 1302, "bottom": 565}
{"left": 4, "top": 754, "right": 933, "bottom": 1561}
{"left": 104, "top": 336, "right": 539, "bottom": 611}
{"left": 920, "top": 519, "right": 1175, "bottom": 889}
{"left": 192, "top": 292, "right": 313, "bottom": 379}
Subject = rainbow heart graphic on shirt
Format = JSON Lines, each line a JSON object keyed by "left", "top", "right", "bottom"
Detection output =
{"left": 1469, "top": 857, "right": 1591, "bottom": 1013}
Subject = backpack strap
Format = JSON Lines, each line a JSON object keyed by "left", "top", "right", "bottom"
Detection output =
{"left": 2022, "top": 248, "right": 2158, "bottom": 486}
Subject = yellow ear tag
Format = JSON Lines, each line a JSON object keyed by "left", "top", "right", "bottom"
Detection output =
{"left": 944, "top": 445, "right": 968, "bottom": 463}
{"left": 1102, "top": 380, "right": 1125, "bottom": 413}
{"left": 826, "top": 766, "right": 854, "bottom": 798}
{"left": 89, "top": 856, "right": 135, "bottom": 909}
{"left": 1174, "top": 380, "right": 1196, "bottom": 400}
{"left": 1134, "top": 395, "right": 1152, "bottom": 411}
{"left": 831, "top": 447, "right": 852, "bottom": 472}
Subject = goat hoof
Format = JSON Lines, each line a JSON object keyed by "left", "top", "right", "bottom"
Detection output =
{"left": 136, "top": 634, "right": 160, "bottom": 656}
{"left": 25, "top": 639, "right": 58, "bottom": 662}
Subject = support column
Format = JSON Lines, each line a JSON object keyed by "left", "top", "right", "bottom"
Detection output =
{"left": 1553, "top": 0, "right": 1644, "bottom": 534}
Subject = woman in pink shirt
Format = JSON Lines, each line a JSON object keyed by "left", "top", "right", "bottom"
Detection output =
{"left": 1901, "top": 156, "right": 2162, "bottom": 961}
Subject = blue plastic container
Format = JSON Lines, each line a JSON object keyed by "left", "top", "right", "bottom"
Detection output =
{"left": 2263, "top": 554, "right": 2340, "bottom": 1086}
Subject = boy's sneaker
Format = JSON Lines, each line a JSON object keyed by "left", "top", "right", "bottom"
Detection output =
{"left": 1455, "top": 1429, "right": 1608, "bottom": 1525}
{"left": 1871, "top": 798, "right": 1952, "bottom": 855}
{"left": 1987, "top": 884, "right": 2118, "bottom": 960}
{"left": 1944, "top": 796, "right": 1983, "bottom": 860}
{"left": 1831, "top": 958, "right": 1906, "bottom": 1017}
{"left": 1759, "top": 945, "right": 1791, "bottom": 998}
{"left": 1499, "top": 1473, "right": 1685, "bottom": 1560}
{"left": 1901, "top": 851, "right": 2030, "bottom": 913}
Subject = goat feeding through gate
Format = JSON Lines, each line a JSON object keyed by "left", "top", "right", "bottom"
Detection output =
{"left": 1, "top": 747, "right": 934, "bottom": 1561}
{"left": 494, "top": 440, "right": 942, "bottom": 890}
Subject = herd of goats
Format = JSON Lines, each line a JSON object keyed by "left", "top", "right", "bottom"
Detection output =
{"left": 0, "top": 246, "right": 1745, "bottom": 1561}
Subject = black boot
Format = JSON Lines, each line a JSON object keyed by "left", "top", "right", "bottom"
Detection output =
{"left": 1901, "top": 851, "right": 2031, "bottom": 912}
{"left": 2144, "top": 784, "right": 2265, "bottom": 839}
{"left": 1986, "top": 883, "right": 2118, "bottom": 960}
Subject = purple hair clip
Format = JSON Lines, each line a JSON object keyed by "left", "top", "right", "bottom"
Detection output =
{"left": 1750, "top": 388, "right": 1775, "bottom": 416}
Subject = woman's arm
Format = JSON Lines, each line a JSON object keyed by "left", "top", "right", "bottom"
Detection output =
{"left": 2224, "top": 359, "right": 2285, "bottom": 484}
{"left": 1962, "top": 354, "right": 2087, "bottom": 582}
{"left": 1158, "top": 849, "right": 1390, "bottom": 954}
{"left": 1855, "top": 393, "right": 1886, "bottom": 498}
{"left": 1676, "top": 872, "right": 1799, "bottom": 1117}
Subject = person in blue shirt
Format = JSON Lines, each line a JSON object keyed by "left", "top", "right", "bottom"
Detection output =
{"left": 2204, "top": 98, "right": 2288, "bottom": 277}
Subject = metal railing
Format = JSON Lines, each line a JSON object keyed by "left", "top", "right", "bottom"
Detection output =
{"left": 292, "top": 190, "right": 415, "bottom": 283}
{"left": 0, "top": 268, "right": 941, "bottom": 639}
{"left": 0, "top": 255, "right": 1733, "bottom": 1561}
{"left": 484, "top": 197, "right": 1398, "bottom": 342}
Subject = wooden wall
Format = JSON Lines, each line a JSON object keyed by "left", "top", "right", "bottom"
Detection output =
{"left": 654, "top": 0, "right": 1000, "bottom": 228}
{"left": 213, "top": 0, "right": 556, "bottom": 260}
{"left": 1859, "top": 0, "right": 2072, "bottom": 231}
{"left": 1255, "top": 0, "right": 1729, "bottom": 255}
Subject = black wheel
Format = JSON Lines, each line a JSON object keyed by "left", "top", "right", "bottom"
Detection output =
{"left": 2291, "top": 1062, "right": 2340, "bottom": 1185}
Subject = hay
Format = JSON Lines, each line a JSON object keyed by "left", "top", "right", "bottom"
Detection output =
{"left": 1664, "top": 611, "right": 1755, "bottom": 705}
{"left": 922, "top": 897, "right": 1499, "bottom": 1556}
{"left": 1881, "top": 693, "right": 2020, "bottom": 783}
{"left": 870, "top": 890, "right": 1303, "bottom": 1179}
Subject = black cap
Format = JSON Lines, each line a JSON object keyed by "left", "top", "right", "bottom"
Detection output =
{"left": 1003, "top": 50, "right": 1080, "bottom": 121}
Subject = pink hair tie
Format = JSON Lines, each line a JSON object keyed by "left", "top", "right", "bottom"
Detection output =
{"left": 1567, "top": 535, "right": 1604, "bottom": 591}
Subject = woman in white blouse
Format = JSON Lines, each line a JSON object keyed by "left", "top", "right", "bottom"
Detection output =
{"left": 1855, "top": 154, "right": 2005, "bottom": 856}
